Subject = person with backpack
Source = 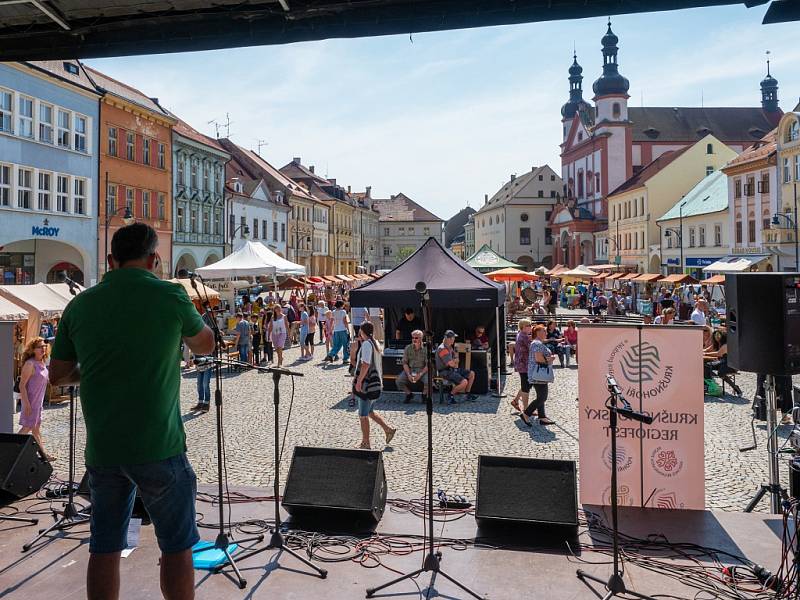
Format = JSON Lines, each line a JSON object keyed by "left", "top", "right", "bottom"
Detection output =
{"left": 353, "top": 322, "right": 397, "bottom": 449}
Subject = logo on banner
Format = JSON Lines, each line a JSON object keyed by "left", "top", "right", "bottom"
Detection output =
{"left": 602, "top": 484, "right": 635, "bottom": 506}
{"left": 650, "top": 447, "right": 684, "bottom": 477}
{"left": 607, "top": 339, "right": 674, "bottom": 400}
{"left": 602, "top": 444, "right": 634, "bottom": 472}
{"left": 650, "top": 489, "right": 685, "bottom": 510}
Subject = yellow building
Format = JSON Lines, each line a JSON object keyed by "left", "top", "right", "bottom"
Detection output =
{"left": 606, "top": 134, "right": 737, "bottom": 273}
{"left": 774, "top": 111, "right": 800, "bottom": 271}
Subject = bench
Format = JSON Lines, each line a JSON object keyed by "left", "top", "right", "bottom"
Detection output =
{"left": 382, "top": 374, "right": 453, "bottom": 403}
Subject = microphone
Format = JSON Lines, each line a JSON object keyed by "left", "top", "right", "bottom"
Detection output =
{"left": 193, "top": 356, "right": 220, "bottom": 366}
{"left": 606, "top": 374, "right": 653, "bottom": 424}
{"left": 616, "top": 406, "right": 654, "bottom": 425}
{"left": 606, "top": 375, "right": 622, "bottom": 396}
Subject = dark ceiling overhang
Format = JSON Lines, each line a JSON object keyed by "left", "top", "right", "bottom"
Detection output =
{"left": 0, "top": 0, "right": 784, "bottom": 61}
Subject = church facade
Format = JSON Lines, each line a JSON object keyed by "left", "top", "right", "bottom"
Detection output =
{"left": 550, "top": 21, "right": 783, "bottom": 268}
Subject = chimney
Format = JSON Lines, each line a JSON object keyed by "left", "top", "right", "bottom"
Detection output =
{"left": 510, "top": 174, "right": 516, "bottom": 181}
{"left": 292, "top": 157, "right": 301, "bottom": 164}
{"left": 366, "top": 186, "right": 372, "bottom": 198}
{"left": 347, "top": 185, "right": 351, "bottom": 193}
{"left": 484, "top": 194, "right": 488, "bottom": 205}
{"left": 329, "top": 178, "right": 336, "bottom": 186}
{"left": 309, "top": 165, "right": 315, "bottom": 173}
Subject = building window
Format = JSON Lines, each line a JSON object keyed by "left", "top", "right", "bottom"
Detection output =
{"left": 203, "top": 164, "right": 209, "bottom": 191}
{"left": 189, "top": 208, "right": 197, "bottom": 232}
{"left": 538, "top": 174, "right": 543, "bottom": 181}
{"left": 281, "top": 222, "right": 286, "bottom": 242}
{"left": 37, "top": 172, "right": 51, "bottom": 211}
{"left": 203, "top": 210, "right": 210, "bottom": 234}
{"left": 17, "top": 96, "right": 33, "bottom": 138}
{"left": 706, "top": 166, "right": 714, "bottom": 177}
{"left": 142, "top": 191, "right": 150, "bottom": 219}
{"left": 229, "top": 214, "right": 235, "bottom": 237}
{"left": 262, "top": 220, "right": 268, "bottom": 240}
{"left": 73, "top": 178, "right": 86, "bottom": 214}
{"left": 595, "top": 172, "right": 600, "bottom": 193}
{"left": 158, "top": 143, "right": 165, "bottom": 169}
{"left": 215, "top": 210, "right": 222, "bottom": 235}
{"left": 734, "top": 178, "right": 742, "bottom": 198}
{"left": 424, "top": 226, "right": 430, "bottom": 235}
{"left": 612, "top": 102, "right": 621, "bottom": 118}
{"left": 698, "top": 225, "right": 705, "bottom": 247}
{"left": 126, "top": 132, "right": 135, "bottom": 160}
{"left": 74, "top": 115, "right": 87, "bottom": 153}
{"left": 763, "top": 215, "right": 771, "bottom": 232}
{"left": 577, "top": 169, "right": 584, "bottom": 198}
{"left": 240, "top": 216, "right": 247, "bottom": 238}
{"left": 55, "top": 110, "right": 70, "bottom": 148}
{"left": 252, "top": 218, "right": 259, "bottom": 239}
{"left": 0, "top": 90, "right": 12, "bottom": 133}
{"left": 17, "top": 168, "right": 32, "bottom": 208}
{"left": 795, "top": 155, "right": 800, "bottom": 181}
{"left": 666, "top": 233, "right": 673, "bottom": 249}
{"left": 107, "top": 182, "right": 117, "bottom": 214}
{"left": 758, "top": 174, "right": 769, "bottom": 194}
{"left": 0, "top": 164, "right": 10, "bottom": 206}
{"left": 126, "top": 187, "right": 134, "bottom": 215}
{"left": 177, "top": 206, "right": 184, "bottom": 231}
{"left": 748, "top": 219, "right": 756, "bottom": 243}
{"left": 55, "top": 175, "right": 68, "bottom": 212}
{"left": 745, "top": 177, "right": 755, "bottom": 196}
{"left": 142, "top": 138, "right": 150, "bottom": 165}
{"left": 216, "top": 167, "right": 223, "bottom": 194}
{"left": 177, "top": 158, "right": 184, "bottom": 186}
{"left": 519, "top": 227, "right": 531, "bottom": 245}
{"left": 784, "top": 158, "right": 791, "bottom": 183}
{"left": 108, "top": 126, "right": 117, "bottom": 156}
{"left": 273, "top": 221, "right": 278, "bottom": 241}
{"left": 706, "top": 143, "right": 713, "bottom": 154}
{"left": 545, "top": 228, "right": 552, "bottom": 245}
{"left": 688, "top": 227, "right": 696, "bottom": 247}
{"left": 787, "top": 119, "right": 800, "bottom": 143}
{"left": 714, "top": 223, "right": 722, "bottom": 246}
{"left": 190, "top": 161, "right": 198, "bottom": 188}
{"left": 735, "top": 221, "right": 742, "bottom": 244}
{"left": 383, "top": 246, "right": 390, "bottom": 256}
{"left": 158, "top": 193, "right": 165, "bottom": 220}
{"left": 38, "top": 102, "right": 54, "bottom": 144}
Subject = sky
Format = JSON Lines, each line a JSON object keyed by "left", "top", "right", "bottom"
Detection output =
{"left": 85, "top": 4, "right": 800, "bottom": 222}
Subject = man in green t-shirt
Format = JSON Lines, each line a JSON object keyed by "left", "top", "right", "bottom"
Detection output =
{"left": 50, "top": 223, "right": 214, "bottom": 600}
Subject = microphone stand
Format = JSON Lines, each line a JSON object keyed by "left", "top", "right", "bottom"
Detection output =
{"left": 190, "top": 275, "right": 264, "bottom": 589}
{"left": 226, "top": 361, "right": 327, "bottom": 580}
{"left": 366, "top": 286, "right": 483, "bottom": 600}
{"left": 23, "top": 283, "right": 88, "bottom": 550}
{"left": 576, "top": 377, "right": 656, "bottom": 600}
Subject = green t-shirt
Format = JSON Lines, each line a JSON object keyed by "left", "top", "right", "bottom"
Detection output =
{"left": 51, "top": 268, "right": 205, "bottom": 467}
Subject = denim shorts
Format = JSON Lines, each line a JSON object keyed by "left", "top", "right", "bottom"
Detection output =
{"left": 86, "top": 453, "right": 199, "bottom": 554}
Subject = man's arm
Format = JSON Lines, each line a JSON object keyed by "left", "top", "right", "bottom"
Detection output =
{"left": 185, "top": 325, "right": 215, "bottom": 355}
{"left": 49, "top": 359, "right": 80, "bottom": 386}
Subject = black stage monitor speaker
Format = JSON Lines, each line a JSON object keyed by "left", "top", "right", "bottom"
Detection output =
{"left": 726, "top": 273, "right": 800, "bottom": 375}
{"left": 0, "top": 433, "right": 53, "bottom": 505}
{"left": 282, "top": 446, "right": 387, "bottom": 527}
{"left": 475, "top": 456, "right": 578, "bottom": 529}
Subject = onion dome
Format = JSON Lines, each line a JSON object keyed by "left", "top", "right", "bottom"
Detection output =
{"left": 561, "top": 53, "right": 587, "bottom": 119}
{"left": 592, "top": 20, "right": 630, "bottom": 98}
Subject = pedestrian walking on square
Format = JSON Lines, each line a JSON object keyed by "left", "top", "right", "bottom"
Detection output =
{"left": 268, "top": 305, "right": 287, "bottom": 368}
{"left": 17, "top": 336, "right": 55, "bottom": 461}
{"left": 304, "top": 306, "right": 317, "bottom": 360}
{"left": 233, "top": 312, "right": 251, "bottom": 366}
{"left": 192, "top": 312, "right": 215, "bottom": 412}
{"left": 317, "top": 301, "right": 327, "bottom": 344}
{"left": 353, "top": 322, "right": 396, "bottom": 449}
{"left": 298, "top": 302, "right": 310, "bottom": 359}
{"left": 250, "top": 314, "right": 262, "bottom": 365}
{"left": 510, "top": 319, "right": 532, "bottom": 416}
{"left": 48, "top": 223, "right": 215, "bottom": 600}
{"left": 261, "top": 309, "right": 274, "bottom": 364}
{"left": 522, "top": 324, "right": 556, "bottom": 426}
{"left": 325, "top": 300, "right": 350, "bottom": 363}
{"left": 324, "top": 309, "right": 334, "bottom": 355}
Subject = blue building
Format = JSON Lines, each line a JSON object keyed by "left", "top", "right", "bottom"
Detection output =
{"left": 0, "top": 61, "right": 100, "bottom": 285}
{"left": 172, "top": 119, "right": 229, "bottom": 276}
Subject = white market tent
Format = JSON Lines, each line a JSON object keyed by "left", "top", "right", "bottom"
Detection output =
{"left": 0, "top": 295, "right": 29, "bottom": 321}
{"left": 702, "top": 255, "right": 772, "bottom": 273}
{"left": 560, "top": 265, "right": 600, "bottom": 278}
{"left": 48, "top": 282, "right": 86, "bottom": 301}
{"left": 0, "top": 283, "right": 71, "bottom": 342}
{"left": 195, "top": 241, "right": 306, "bottom": 279}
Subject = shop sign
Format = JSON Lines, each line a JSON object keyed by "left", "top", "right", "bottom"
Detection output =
{"left": 31, "top": 218, "right": 59, "bottom": 238}
{"left": 665, "top": 257, "right": 680, "bottom": 266}
{"left": 684, "top": 257, "right": 716, "bottom": 267}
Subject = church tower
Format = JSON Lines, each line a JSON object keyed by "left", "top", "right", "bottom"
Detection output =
{"left": 592, "top": 20, "right": 632, "bottom": 198}
{"left": 760, "top": 58, "right": 780, "bottom": 114}
{"left": 561, "top": 53, "right": 589, "bottom": 141}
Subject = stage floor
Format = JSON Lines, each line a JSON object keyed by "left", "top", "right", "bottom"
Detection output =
{"left": 0, "top": 485, "right": 784, "bottom": 600}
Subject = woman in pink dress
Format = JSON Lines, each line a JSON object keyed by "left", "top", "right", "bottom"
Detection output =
{"left": 18, "top": 337, "right": 54, "bottom": 461}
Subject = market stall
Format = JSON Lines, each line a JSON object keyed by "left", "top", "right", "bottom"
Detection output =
{"left": 465, "top": 244, "right": 521, "bottom": 273}
{"left": 169, "top": 278, "right": 221, "bottom": 310}
{"left": 0, "top": 283, "right": 70, "bottom": 345}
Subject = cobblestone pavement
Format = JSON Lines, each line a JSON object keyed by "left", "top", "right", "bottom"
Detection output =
{"left": 26, "top": 316, "right": 791, "bottom": 513}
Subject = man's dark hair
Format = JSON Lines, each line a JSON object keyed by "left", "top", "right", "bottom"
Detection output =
{"left": 335, "top": 300, "right": 344, "bottom": 308}
{"left": 111, "top": 223, "right": 158, "bottom": 265}
{"left": 404, "top": 307, "right": 414, "bottom": 315}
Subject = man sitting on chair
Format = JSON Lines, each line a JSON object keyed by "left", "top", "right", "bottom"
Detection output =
{"left": 397, "top": 329, "right": 428, "bottom": 404}
{"left": 435, "top": 330, "right": 477, "bottom": 404}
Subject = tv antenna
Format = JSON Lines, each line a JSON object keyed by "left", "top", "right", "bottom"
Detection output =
{"left": 257, "top": 140, "right": 268, "bottom": 155}
{"left": 208, "top": 113, "right": 232, "bottom": 138}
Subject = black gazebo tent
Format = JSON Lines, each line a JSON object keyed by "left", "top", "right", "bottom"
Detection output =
{"left": 350, "top": 237, "right": 506, "bottom": 387}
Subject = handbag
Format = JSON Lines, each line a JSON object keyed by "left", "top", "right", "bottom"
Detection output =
{"left": 356, "top": 341, "right": 383, "bottom": 400}
{"left": 529, "top": 361, "right": 554, "bottom": 384}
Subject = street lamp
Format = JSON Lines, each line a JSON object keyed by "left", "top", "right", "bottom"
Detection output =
{"left": 664, "top": 200, "right": 688, "bottom": 274}
{"left": 294, "top": 233, "right": 311, "bottom": 264}
{"left": 335, "top": 241, "right": 349, "bottom": 274}
{"left": 229, "top": 222, "right": 250, "bottom": 254}
{"left": 771, "top": 182, "right": 799, "bottom": 271}
{"left": 104, "top": 205, "right": 134, "bottom": 274}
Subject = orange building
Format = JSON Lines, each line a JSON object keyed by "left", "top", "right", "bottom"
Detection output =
{"left": 87, "top": 67, "right": 176, "bottom": 278}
